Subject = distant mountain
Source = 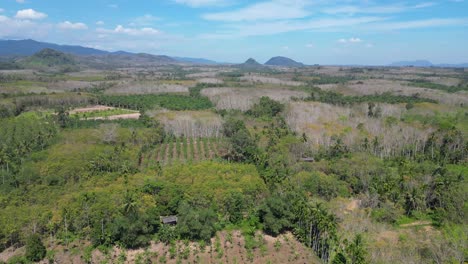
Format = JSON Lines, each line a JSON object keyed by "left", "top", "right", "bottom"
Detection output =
{"left": 265, "top": 56, "right": 304, "bottom": 67}
{"left": 390, "top": 60, "right": 433, "bottom": 67}
{"left": 0, "top": 39, "right": 223, "bottom": 66}
{"left": 0, "top": 39, "right": 109, "bottom": 56}
{"left": 390, "top": 60, "right": 468, "bottom": 68}
{"left": 236, "top": 58, "right": 266, "bottom": 70}
{"left": 173, "top": 57, "right": 219, "bottom": 65}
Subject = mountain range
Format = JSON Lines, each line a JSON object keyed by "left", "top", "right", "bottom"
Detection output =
{"left": 390, "top": 60, "right": 468, "bottom": 68}
{"left": 1, "top": 39, "right": 467, "bottom": 68}
{"left": 0, "top": 39, "right": 218, "bottom": 65}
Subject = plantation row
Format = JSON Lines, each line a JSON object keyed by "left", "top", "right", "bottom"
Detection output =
{"left": 143, "top": 137, "right": 224, "bottom": 167}
{"left": 97, "top": 94, "right": 213, "bottom": 111}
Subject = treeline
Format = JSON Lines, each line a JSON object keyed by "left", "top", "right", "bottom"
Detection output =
{"left": 304, "top": 87, "right": 437, "bottom": 105}
{"left": 98, "top": 93, "right": 213, "bottom": 111}
{"left": 0, "top": 93, "right": 97, "bottom": 118}
{"left": 408, "top": 80, "right": 468, "bottom": 93}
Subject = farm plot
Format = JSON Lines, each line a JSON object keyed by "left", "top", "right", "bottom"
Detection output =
{"left": 70, "top": 105, "right": 140, "bottom": 120}
{"left": 0, "top": 80, "right": 59, "bottom": 94}
{"left": 105, "top": 80, "right": 189, "bottom": 94}
{"left": 143, "top": 137, "right": 226, "bottom": 167}
{"left": 240, "top": 74, "right": 304, "bottom": 86}
{"left": 201, "top": 87, "right": 308, "bottom": 111}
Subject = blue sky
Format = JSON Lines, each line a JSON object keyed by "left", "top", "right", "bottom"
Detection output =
{"left": 0, "top": 0, "right": 467, "bottom": 64}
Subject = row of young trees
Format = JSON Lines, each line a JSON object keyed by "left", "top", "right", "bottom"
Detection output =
{"left": 98, "top": 93, "right": 213, "bottom": 111}
{"left": 305, "top": 87, "right": 437, "bottom": 106}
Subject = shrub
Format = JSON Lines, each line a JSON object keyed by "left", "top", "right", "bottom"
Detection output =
{"left": 25, "top": 234, "right": 46, "bottom": 262}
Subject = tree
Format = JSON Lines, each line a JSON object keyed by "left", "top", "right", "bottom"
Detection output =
{"left": 346, "top": 234, "right": 368, "bottom": 264}
{"left": 25, "top": 234, "right": 46, "bottom": 262}
{"left": 258, "top": 195, "right": 293, "bottom": 236}
{"left": 177, "top": 202, "right": 218, "bottom": 241}
{"left": 56, "top": 107, "right": 70, "bottom": 128}
{"left": 247, "top": 96, "right": 284, "bottom": 118}
{"left": 224, "top": 191, "right": 245, "bottom": 224}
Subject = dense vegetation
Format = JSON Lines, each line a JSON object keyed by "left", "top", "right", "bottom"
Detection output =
{"left": 305, "top": 87, "right": 437, "bottom": 105}
{"left": 408, "top": 80, "right": 468, "bottom": 93}
{"left": 98, "top": 94, "right": 213, "bottom": 111}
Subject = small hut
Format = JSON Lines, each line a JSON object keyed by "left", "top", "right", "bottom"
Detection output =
{"left": 160, "top": 216, "right": 178, "bottom": 225}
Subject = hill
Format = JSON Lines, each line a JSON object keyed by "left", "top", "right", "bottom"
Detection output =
{"left": 265, "top": 56, "right": 304, "bottom": 67}
{"left": 17, "top": 48, "right": 78, "bottom": 70}
{"left": 236, "top": 58, "right": 266, "bottom": 70}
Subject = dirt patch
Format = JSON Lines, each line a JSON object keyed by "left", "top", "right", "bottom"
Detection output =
{"left": 0, "top": 246, "right": 25, "bottom": 262}
{"left": 345, "top": 199, "right": 361, "bottom": 212}
{"left": 400, "top": 221, "right": 432, "bottom": 228}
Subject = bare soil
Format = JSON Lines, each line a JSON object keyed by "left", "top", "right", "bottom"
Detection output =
{"left": 0, "top": 231, "right": 321, "bottom": 264}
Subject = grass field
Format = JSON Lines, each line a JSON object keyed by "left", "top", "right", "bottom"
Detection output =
{"left": 71, "top": 108, "right": 138, "bottom": 119}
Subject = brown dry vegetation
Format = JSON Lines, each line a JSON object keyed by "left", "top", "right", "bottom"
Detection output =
{"left": 152, "top": 110, "right": 224, "bottom": 138}
{"left": 201, "top": 87, "right": 308, "bottom": 111}
{"left": 330, "top": 198, "right": 466, "bottom": 264}
{"left": 240, "top": 74, "right": 304, "bottom": 86}
{"left": 318, "top": 79, "right": 468, "bottom": 106}
{"left": 105, "top": 81, "right": 189, "bottom": 94}
{"left": 285, "top": 101, "right": 434, "bottom": 157}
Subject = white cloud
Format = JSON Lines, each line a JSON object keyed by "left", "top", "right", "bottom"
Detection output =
{"left": 368, "top": 18, "right": 468, "bottom": 31}
{"left": 96, "top": 21, "right": 105, "bottom": 26}
{"left": 305, "top": 43, "right": 314, "bottom": 48}
{"left": 58, "top": 21, "right": 88, "bottom": 30}
{"left": 323, "top": 2, "right": 435, "bottom": 15}
{"left": 15, "top": 9, "right": 47, "bottom": 20}
{"left": 174, "top": 0, "right": 229, "bottom": 8}
{"left": 0, "top": 15, "right": 52, "bottom": 39}
{"left": 366, "top": 43, "right": 374, "bottom": 48}
{"left": 97, "top": 25, "right": 160, "bottom": 36}
{"left": 0, "top": 8, "right": 4, "bottom": 13}
{"left": 200, "top": 17, "right": 384, "bottom": 39}
{"left": 16, "top": 0, "right": 26, "bottom": 3}
{"left": 338, "top": 37, "right": 363, "bottom": 43}
{"left": 130, "top": 14, "right": 161, "bottom": 26}
{"left": 203, "top": 0, "right": 309, "bottom": 21}
{"left": 282, "top": 46, "right": 289, "bottom": 50}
